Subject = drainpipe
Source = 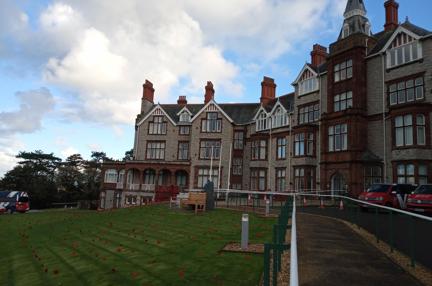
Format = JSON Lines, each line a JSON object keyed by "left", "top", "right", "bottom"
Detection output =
{"left": 317, "top": 73, "right": 322, "bottom": 191}
{"left": 382, "top": 53, "right": 387, "bottom": 183}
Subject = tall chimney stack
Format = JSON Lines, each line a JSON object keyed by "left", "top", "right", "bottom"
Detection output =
{"left": 141, "top": 80, "right": 155, "bottom": 114}
{"left": 177, "top": 95, "right": 187, "bottom": 106}
{"left": 311, "top": 44, "right": 328, "bottom": 67}
{"left": 260, "top": 76, "right": 276, "bottom": 106}
{"left": 142, "top": 80, "right": 155, "bottom": 103}
{"left": 384, "top": 0, "right": 399, "bottom": 31}
{"left": 204, "top": 81, "right": 215, "bottom": 104}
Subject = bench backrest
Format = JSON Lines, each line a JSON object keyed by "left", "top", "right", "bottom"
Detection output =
{"left": 188, "top": 192, "right": 206, "bottom": 203}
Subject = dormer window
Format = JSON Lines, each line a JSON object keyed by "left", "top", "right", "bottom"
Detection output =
{"left": 299, "top": 78, "right": 318, "bottom": 95}
{"left": 271, "top": 107, "right": 288, "bottom": 129}
{"left": 179, "top": 112, "right": 190, "bottom": 122}
{"left": 298, "top": 68, "right": 318, "bottom": 96}
{"left": 343, "top": 23, "right": 350, "bottom": 38}
{"left": 256, "top": 112, "right": 268, "bottom": 132}
{"left": 387, "top": 33, "right": 422, "bottom": 68}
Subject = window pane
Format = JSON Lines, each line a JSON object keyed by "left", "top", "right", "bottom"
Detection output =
{"left": 419, "top": 165, "right": 427, "bottom": 176}
{"left": 406, "top": 88, "right": 415, "bottom": 101}
{"left": 406, "top": 164, "right": 415, "bottom": 175}
{"left": 397, "top": 165, "right": 405, "bottom": 175}
{"left": 405, "top": 126, "right": 413, "bottom": 145}
{"left": 417, "top": 126, "right": 425, "bottom": 145}
{"left": 416, "top": 86, "right": 424, "bottom": 99}
{"left": 395, "top": 128, "right": 404, "bottom": 146}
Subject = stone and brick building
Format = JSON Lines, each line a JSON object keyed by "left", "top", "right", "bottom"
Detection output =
{"left": 100, "top": 0, "right": 432, "bottom": 208}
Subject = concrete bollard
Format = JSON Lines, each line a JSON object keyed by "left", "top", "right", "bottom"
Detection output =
{"left": 241, "top": 214, "right": 249, "bottom": 250}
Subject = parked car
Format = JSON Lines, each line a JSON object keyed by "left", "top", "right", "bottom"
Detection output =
{"left": 358, "top": 184, "right": 416, "bottom": 210}
{"left": 407, "top": 185, "right": 432, "bottom": 214}
{"left": 0, "top": 191, "right": 30, "bottom": 214}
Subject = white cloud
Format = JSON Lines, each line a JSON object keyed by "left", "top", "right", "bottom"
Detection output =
{"left": 2, "top": 0, "right": 346, "bottom": 127}
{"left": 60, "top": 146, "right": 79, "bottom": 158}
{"left": 0, "top": 87, "right": 55, "bottom": 135}
{"left": 0, "top": 136, "right": 25, "bottom": 177}
{"left": 0, "top": 88, "right": 54, "bottom": 176}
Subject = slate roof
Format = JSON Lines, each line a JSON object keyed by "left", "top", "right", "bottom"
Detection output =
{"left": 154, "top": 93, "right": 294, "bottom": 125}
{"left": 308, "top": 63, "right": 328, "bottom": 74}
{"left": 344, "top": 0, "right": 366, "bottom": 16}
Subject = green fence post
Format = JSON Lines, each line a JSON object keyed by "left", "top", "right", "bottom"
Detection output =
{"left": 389, "top": 210, "right": 394, "bottom": 253}
{"left": 375, "top": 207, "right": 379, "bottom": 243}
{"left": 264, "top": 244, "right": 270, "bottom": 286}
{"left": 272, "top": 247, "right": 278, "bottom": 286}
{"left": 410, "top": 216, "right": 416, "bottom": 268}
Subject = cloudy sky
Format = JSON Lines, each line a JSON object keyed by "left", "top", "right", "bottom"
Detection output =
{"left": 0, "top": 0, "right": 430, "bottom": 175}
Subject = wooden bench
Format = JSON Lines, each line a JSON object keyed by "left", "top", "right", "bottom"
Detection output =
{"left": 181, "top": 192, "right": 207, "bottom": 214}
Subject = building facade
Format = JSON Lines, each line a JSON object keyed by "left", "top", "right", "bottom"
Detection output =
{"left": 100, "top": 0, "right": 432, "bottom": 208}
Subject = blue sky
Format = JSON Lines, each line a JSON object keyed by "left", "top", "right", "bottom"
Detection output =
{"left": 0, "top": 0, "right": 430, "bottom": 175}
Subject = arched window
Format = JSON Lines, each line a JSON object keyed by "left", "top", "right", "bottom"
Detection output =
{"left": 144, "top": 169, "right": 156, "bottom": 185}
{"left": 271, "top": 107, "right": 288, "bottom": 128}
{"left": 256, "top": 112, "right": 268, "bottom": 131}
{"left": 104, "top": 169, "right": 118, "bottom": 183}
{"left": 118, "top": 170, "right": 125, "bottom": 183}
{"left": 343, "top": 24, "right": 350, "bottom": 38}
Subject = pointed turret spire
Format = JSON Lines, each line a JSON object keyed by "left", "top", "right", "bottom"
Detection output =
{"left": 339, "top": 0, "right": 371, "bottom": 40}
{"left": 344, "top": 0, "right": 367, "bottom": 18}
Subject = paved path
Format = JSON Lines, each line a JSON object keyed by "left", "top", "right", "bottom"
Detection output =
{"left": 297, "top": 213, "right": 422, "bottom": 286}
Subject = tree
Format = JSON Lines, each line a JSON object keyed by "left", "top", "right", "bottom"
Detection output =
{"left": 123, "top": 149, "right": 134, "bottom": 161}
{"left": 56, "top": 154, "right": 86, "bottom": 202}
{"left": 1, "top": 151, "right": 61, "bottom": 208}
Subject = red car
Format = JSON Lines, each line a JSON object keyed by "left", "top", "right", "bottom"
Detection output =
{"left": 358, "top": 184, "right": 416, "bottom": 210}
{"left": 407, "top": 185, "right": 432, "bottom": 214}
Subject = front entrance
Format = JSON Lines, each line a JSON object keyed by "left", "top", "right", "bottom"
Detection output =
{"left": 331, "top": 173, "right": 346, "bottom": 196}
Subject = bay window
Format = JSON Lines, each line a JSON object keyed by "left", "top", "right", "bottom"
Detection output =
{"left": 328, "top": 124, "right": 348, "bottom": 152}
{"left": 232, "top": 158, "right": 243, "bottom": 176}
{"left": 389, "top": 77, "right": 424, "bottom": 106}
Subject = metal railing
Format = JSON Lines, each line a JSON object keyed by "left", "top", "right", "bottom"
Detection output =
{"left": 141, "top": 184, "right": 156, "bottom": 191}
{"left": 295, "top": 192, "right": 432, "bottom": 269}
{"left": 126, "top": 183, "right": 140, "bottom": 191}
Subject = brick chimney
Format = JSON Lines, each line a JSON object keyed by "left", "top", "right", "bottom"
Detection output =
{"left": 260, "top": 76, "right": 276, "bottom": 106}
{"left": 177, "top": 95, "right": 187, "bottom": 106}
{"left": 204, "top": 81, "right": 215, "bottom": 104}
{"left": 142, "top": 80, "right": 154, "bottom": 103}
{"left": 311, "top": 44, "right": 328, "bottom": 67}
{"left": 384, "top": 0, "right": 399, "bottom": 31}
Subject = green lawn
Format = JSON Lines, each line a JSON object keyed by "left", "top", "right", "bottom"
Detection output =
{"left": 0, "top": 205, "right": 275, "bottom": 286}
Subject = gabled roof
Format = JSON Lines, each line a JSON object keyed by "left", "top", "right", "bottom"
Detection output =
{"left": 190, "top": 100, "right": 234, "bottom": 123}
{"left": 292, "top": 64, "right": 318, "bottom": 85}
{"left": 176, "top": 106, "right": 192, "bottom": 116}
{"left": 368, "top": 20, "right": 432, "bottom": 56}
{"left": 137, "top": 104, "right": 177, "bottom": 127}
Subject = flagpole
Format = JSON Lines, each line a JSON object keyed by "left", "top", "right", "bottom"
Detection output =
{"left": 210, "top": 146, "right": 214, "bottom": 182}
{"left": 227, "top": 143, "right": 232, "bottom": 190}
{"left": 217, "top": 144, "right": 223, "bottom": 190}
